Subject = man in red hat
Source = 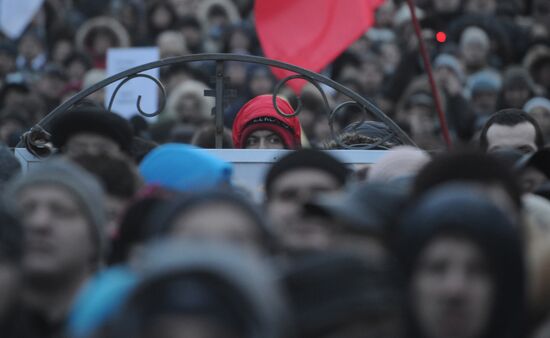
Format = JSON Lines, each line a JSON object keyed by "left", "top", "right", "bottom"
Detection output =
{"left": 232, "top": 95, "right": 302, "bottom": 149}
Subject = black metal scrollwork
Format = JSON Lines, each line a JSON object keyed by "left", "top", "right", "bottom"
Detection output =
{"left": 21, "top": 53, "right": 415, "bottom": 152}
{"left": 328, "top": 100, "right": 397, "bottom": 150}
{"left": 272, "top": 74, "right": 396, "bottom": 150}
{"left": 21, "top": 125, "right": 54, "bottom": 158}
{"left": 272, "top": 74, "right": 330, "bottom": 119}
{"left": 107, "top": 73, "right": 167, "bottom": 118}
{"left": 329, "top": 101, "right": 364, "bottom": 149}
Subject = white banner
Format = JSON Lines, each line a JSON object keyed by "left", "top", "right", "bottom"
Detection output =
{"left": 0, "top": 0, "right": 44, "bottom": 39}
{"left": 105, "top": 47, "right": 160, "bottom": 122}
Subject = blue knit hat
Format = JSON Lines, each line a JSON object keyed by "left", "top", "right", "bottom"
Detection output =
{"left": 139, "top": 144, "right": 233, "bottom": 192}
{"left": 67, "top": 266, "right": 138, "bottom": 338}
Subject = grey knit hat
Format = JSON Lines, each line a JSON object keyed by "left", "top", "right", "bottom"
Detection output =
{"left": 4, "top": 158, "right": 106, "bottom": 263}
{"left": 124, "top": 239, "right": 291, "bottom": 338}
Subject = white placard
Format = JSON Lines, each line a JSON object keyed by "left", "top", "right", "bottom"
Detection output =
{"left": 0, "top": 0, "right": 44, "bottom": 39}
{"left": 105, "top": 47, "right": 160, "bottom": 122}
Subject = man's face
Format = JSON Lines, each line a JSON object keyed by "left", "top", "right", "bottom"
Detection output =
{"left": 461, "top": 42, "right": 488, "bottom": 69}
{"left": 17, "top": 185, "right": 95, "bottom": 277}
{"left": 245, "top": 130, "right": 285, "bottom": 149}
{"left": 65, "top": 132, "right": 121, "bottom": 157}
{"left": 472, "top": 91, "right": 498, "bottom": 116}
{"left": 360, "top": 62, "right": 384, "bottom": 93}
{"left": 266, "top": 169, "right": 342, "bottom": 251}
{"left": 18, "top": 34, "right": 43, "bottom": 60}
{"left": 408, "top": 105, "right": 435, "bottom": 137}
{"left": 176, "top": 94, "right": 206, "bottom": 125}
{"left": 412, "top": 237, "right": 494, "bottom": 338}
{"left": 170, "top": 202, "right": 263, "bottom": 255}
{"left": 486, "top": 122, "right": 538, "bottom": 154}
{"left": 503, "top": 87, "right": 531, "bottom": 109}
{"left": 35, "top": 75, "right": 66, "bottom": 100}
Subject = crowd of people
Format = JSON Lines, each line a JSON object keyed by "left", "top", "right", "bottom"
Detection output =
{"left": 0, "top": 0, "right": 548, "bottom": 150}
{"left": 1, "top": 0, "right": 550, "bottom": 338}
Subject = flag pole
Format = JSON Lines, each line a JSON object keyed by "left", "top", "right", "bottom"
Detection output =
{"left": 405, "top": 0, "right": 452, "bottom": 148}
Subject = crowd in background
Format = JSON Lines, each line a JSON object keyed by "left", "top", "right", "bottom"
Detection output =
{"left": 0, "top": 0, "right": 548, "bottom": 149}
{"left": 0, "top": 0, "right": 550, "bottom": 338}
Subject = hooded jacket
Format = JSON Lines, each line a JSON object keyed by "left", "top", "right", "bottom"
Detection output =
{"left": 232, "top": 95, "right": 301, "bottom": 149}
{"left": 395, "top": 184, "right": 525, "bottom": 338}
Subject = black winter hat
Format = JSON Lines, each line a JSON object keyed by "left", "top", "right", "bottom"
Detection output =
{"left": 282, "top": 250, "right": 403, "bottom": 337}
{"left": 304, "top": 181, "right": 407, "bottom": 237}
{"left": 50, "top": 102, "right": 133, "bottom": 154}
{"left": 264, "top": 149, "right": 348, "bottom": 198}
{"left": 342, "top": 121, "right": 402, "bottom": 145}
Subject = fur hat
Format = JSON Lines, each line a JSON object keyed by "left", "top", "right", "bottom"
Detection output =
{"left": 50, "top": 102, "right": 133, "bottom": 154}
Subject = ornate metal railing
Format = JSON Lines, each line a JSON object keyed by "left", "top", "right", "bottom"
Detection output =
{"left": 20, "top": 53, "right": 415, "bottom": 157}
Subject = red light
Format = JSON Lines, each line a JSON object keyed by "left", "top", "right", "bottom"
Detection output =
{"left": 436, "top": 31, "right": 447, "bottom": 43}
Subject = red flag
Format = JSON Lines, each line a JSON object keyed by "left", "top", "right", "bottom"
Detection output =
{"left": 255, "top": 0, "right": 384, "bottom": 93}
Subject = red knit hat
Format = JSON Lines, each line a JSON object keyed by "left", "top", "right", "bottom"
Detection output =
{"left": 232, "top": 95, "right": 302, "bottom": 149}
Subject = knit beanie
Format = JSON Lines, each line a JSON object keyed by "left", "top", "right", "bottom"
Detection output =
{"left": 112, "top": 239, "right": 290, "bottom": 338}
{"left": 264, "top": 149, "right": 348, "bottom": 197}
{"left": 434, "top": 54, "right": 465, "bottom": 83}
{"left": 139, "top": 143, "right": 233, "bottom": 192}
{"left": 232, "top": 95, "right": 301, "bottom": 149}
{"left": 68, "top": 266, "right": 138, "bottom": 338}
{"left": 524, "top": 97, "right": 550, "bottom": 114}
{"left": 460, "top": 26, "right": 490, "bottom": 50}
{"left": 4, "top": 158, "right": 107, "bottom": 263}
{"left": 467, "top": 70, "right": 502, "bottom": 97}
